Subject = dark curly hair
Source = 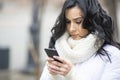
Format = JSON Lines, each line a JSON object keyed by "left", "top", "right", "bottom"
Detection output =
{"left": 49, "top": 0, "right": 120, "bottom": 62}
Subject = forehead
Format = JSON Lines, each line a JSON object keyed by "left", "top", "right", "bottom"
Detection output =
{"left": 65, "top": 6, "right": 84, "bottom": 19}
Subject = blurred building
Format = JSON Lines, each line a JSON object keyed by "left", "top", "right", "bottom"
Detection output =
{"left": 0, "top": 0, "right": 32, "bottom": 71}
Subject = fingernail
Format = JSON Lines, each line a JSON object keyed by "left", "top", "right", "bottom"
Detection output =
{"left": 50, "top": 58, "right": 54, "bottom": 60}
{"left": 53, "top": 56, "right": 57, "bottom": 58}
{"left": 53, "top": 56, "right": 58, "bottom": 58}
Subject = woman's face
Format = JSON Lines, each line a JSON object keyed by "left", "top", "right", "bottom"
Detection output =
{"left": 65, "top": 6, "right": 89, "bottom": 40}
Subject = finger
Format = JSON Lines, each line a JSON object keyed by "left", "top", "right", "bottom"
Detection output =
{"left": 62, "top": 64, "right": 69, "bottom": 70}
{"left": 47, "top": 62, "right": 60, "bottom": 71}
{"left": 46, "top": 57, "right": 54, "bottom": 63}
{"left": 55, "top": 67, "right": 66, "bottom": 76}
{"left": 52, "top": 61, "right": 63, "bottom": 67}
{"left": 48, "top": 67, "right": 60, "bottom": 74}
{"left": 48, "top": 62, "right": 66, "bottom": 73}
{"left": 48, "top": 67, "right": 58, "bottom": 75}
{"left": 53, "top": 56, "right": 67, "bottom": 64}
{"left": 48, "top": 64, "right": 68, "bottom": 76}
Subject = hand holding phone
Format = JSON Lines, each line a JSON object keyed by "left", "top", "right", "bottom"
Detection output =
{"left": 44, "top": 48, "right": 62, "bottom": 63}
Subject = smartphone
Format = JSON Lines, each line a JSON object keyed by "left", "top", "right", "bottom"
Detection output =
{"left": 44, "top": 48, "right": 62, "bottom": 63}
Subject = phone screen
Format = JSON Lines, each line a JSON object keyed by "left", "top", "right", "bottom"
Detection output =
{"left": 44, "top": 48, "right": 62, "bottom": 63}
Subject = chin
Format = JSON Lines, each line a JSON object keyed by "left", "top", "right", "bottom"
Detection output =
{"left": 72, "top": 37, "right": 80, "bottom": 40}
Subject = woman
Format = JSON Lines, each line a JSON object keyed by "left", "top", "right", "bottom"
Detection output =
{"left": 40, "top": 0, "right": 120, "bottom": 80}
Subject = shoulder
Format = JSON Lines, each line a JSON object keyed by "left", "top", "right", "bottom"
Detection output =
{"left": 103, "top": 44, "right": 120, "bottom": 61}
{"left": 100, "top": 45, "right": 120, "bottom": 79}
{"left": 104, "top": 44, "right": 120, "bottom": 55}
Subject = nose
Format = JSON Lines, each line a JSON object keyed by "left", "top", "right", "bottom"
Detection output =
{"left": 69, "top": 23, "right": 76, "bottom": 32}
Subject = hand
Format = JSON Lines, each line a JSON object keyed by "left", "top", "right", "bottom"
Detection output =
{"left": 47, "top": 56, "right": 73, "bottom": 76}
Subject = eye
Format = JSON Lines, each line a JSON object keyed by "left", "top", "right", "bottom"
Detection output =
{"left": 76, "top": 21, "right": 82, "bottom": 24}
{"left": 66, "top": 20, "right": 70, "bottom": 24}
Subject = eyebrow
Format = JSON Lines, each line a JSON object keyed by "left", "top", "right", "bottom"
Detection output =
{"left": 66, "top": 16, "right": 83, "bottom": 20}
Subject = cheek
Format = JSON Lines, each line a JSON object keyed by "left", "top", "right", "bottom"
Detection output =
{"left": 78, "top": 24, "right": 84, "bottom": 31}
{"left": 78, "top": 27, "right": 88, "bottom": 34}
{"left": 66, "top": 25, "right": 69, "bottom": 31}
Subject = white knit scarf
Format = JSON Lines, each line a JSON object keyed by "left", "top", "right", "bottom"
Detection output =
{"left": 55, "top": 32, "right": 101, "bottom": 64}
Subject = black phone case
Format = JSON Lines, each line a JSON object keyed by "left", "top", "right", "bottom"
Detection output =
{"left": 44, "top": 48, "right": 62, "bottom": 63}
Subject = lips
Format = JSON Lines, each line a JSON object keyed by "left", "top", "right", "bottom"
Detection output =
{"left": 71, "top": 34, "right": 79, "bottom": 39}
{"left": 71, "top": 35, "right": 77, "bottom": 37}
